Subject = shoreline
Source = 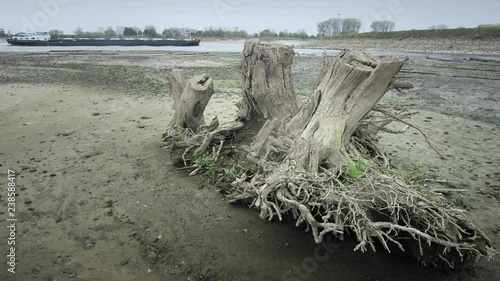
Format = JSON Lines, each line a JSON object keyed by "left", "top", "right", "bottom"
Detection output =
{"left": 1, "top": 37, "right": 500, "bottom": 56}
{"left": 299, "top": 37, "right": 500, "bottom": 55}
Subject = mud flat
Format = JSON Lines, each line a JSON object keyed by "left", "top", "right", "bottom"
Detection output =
{"left": 301, "top": 38, "right": 500, "bottom": 54}
{"left": 0, "top": 50, "right": 499, "bottom": 281}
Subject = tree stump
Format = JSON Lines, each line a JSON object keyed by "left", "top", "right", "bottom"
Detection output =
{"left": 238, "top": 39, "right": 299, "bottom": 121}
{"left": 229, "top": 49, "right": 494, "bottom": 266}
{"left": 164, "top": 43, "right": 495, "bottom": 267}
{"left": 164, "top": 72, "right": 214, "bottom": 140}
{"left": 285, "top": 51, "right": 407, "bottom": 170}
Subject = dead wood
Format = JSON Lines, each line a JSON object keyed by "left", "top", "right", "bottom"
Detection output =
{"left": 238, "top": 39, "right": 299, "bottom": 121}
{"left": 163, "top": 73, "right": 215, "bottom": 140}
{"left": 163, "top": 43, "right": 496, "bottom": 268}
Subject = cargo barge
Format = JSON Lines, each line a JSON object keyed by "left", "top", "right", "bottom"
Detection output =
{"left": 7, "top": 32, "right": 200, "bottom": 47}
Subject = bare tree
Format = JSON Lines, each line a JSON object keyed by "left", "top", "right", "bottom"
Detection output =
{"left": 429, "top": 24, "right": 448, "bottom": 30}
{"left": 115, "top": 26, "right": 125, "bottom": 36}
{"left": 331, "top": 18, "right": 343, "bottom": 35}
{"left": 371, "top": 21, "right": 396, "bottom": 32}
{"left": 74, "top": 26, "right": 84, "bottom": 36}
{"left": 104, "top": 26, "right": 116, "bottom": 37}
{"left": 317, "top": 18, "right": 361, "bottom": 36}
{"left": 317, "top": 21, "right": 328, "bottom": 37}
{"left": 342, "top": 18, "right": 362, "bottom": 34}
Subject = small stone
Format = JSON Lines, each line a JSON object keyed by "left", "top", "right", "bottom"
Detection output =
{"left": 105, "top": 198, "right": 113, "bottom": 207}
{"left": 50, "top": 173, "right": 56, "bottom": 177}
{"left": 147, "top": 251, "right": 157, "bottom": 260}
{"left": 120, "top": 258, "right": 129, "bottom": 265}
{"left": 25, "top": 199, "right": 33, "bottom": 204}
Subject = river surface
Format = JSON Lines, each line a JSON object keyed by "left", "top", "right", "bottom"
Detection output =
{"left": 0, "top": 41, "right": 331, "bottom": 55}
{"left": 1, "top": 41, "right": 500, "bottom": 61}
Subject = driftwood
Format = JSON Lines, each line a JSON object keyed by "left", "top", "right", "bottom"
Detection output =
{"left": 163, "top": 40, "right": 496, "bottom": 268}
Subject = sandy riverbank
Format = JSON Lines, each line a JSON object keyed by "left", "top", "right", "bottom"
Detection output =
{"left": 0, "top": 50, "right": 498, "bottom": 281}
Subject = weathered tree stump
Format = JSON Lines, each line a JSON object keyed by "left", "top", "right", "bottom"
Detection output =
{"left": 285, "top": 51, "right": 406, "bottom": 170}
{"left": 238, "top": 39, "right": 299, "bottom": 121}
{"left": 164, "top": 72, "right": 214, "bottom": 140}
{"left": 230, "top": 49, "right": 494, "bottom": 266}
{"left": 163, "top": 41, "right": 496, "bottom": 268}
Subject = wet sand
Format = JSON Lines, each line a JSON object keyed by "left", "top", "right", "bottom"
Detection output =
{"left": 0, "top": 50, "right": 499, "bottom": 281}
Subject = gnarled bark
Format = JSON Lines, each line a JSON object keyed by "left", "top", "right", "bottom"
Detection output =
{"left": 238, "top": 39, "right": 299, "bottom": 121}
{"left": 168, "top": 68, "right": 186, "bottom": 106}
{"left": 285, "top": 51, "right": 407, "bottom": 170}
{"left": 164, "top": 73, "right": 214, "bottom": 140}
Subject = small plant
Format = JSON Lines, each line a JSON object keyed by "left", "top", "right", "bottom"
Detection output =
{"left": 222, "top": 167, "right": 240, "bottom": 182}
{"left": 194, "top": 154, "right": 215, "bottom": 176}
{"left": 346, "top": 157, "right": 365, "bottom": 181}
{"left": 415, "top": 185, "right": 426, "bottom": 194}
{"left": 247, "top": 163, "right": 258, "bottom": 174}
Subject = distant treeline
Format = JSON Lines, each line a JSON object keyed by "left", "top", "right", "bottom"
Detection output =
{"left": 193, "top": 27, "right": 310, "bottom": 39}
{"left": 5, "top": 23, "right": 498, "bottom": 40}
{"left": 46, "top": 26, "right": 312, "bottom": 39}
{"left": 317, "top": 18, "right": 363, "bottom": 36}
{"left": 316, "top": 18, "right": 397, "bottom": 36}
{"left": 322, "top": 25, "right": 500, "bottom": 40}
{"left": 316, "top": 17, "right": 500, "bottom": 39}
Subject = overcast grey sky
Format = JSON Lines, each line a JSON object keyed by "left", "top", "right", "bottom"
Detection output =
{"left": 1, "top": 0, "right": 499, "bottom": 35}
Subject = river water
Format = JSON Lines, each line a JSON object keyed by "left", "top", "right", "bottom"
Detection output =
{"left": 1, "top": 41, "right": 499, "bottom": 61}
{"left": 0, "top": 41, "right": 336, "bottom": 55}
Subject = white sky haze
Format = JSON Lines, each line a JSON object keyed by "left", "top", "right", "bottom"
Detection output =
{"left": 1, "top": 0, "right": 498, "bottom": 35}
